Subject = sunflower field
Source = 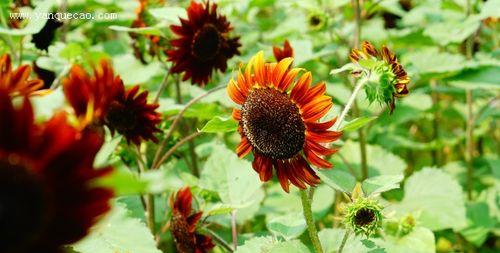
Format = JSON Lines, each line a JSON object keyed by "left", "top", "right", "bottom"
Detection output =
{"left": 0, "top": 0, "right": 499, "bottom": 252}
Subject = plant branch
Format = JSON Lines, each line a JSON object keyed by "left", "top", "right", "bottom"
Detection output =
{"left": 300, "top": 188, "right": 323, "bottom": 253}
{"left": 154, "top": 131, "right": 203, "bottom": 169}
{"left": 231, "top": 210, "right": 238, "bottom": 250}
{"left": 153, "top": 70, "right": 171, "bottom": 104}
{"left": 202, "top": 227, "right": 234, "bottom": 253}
{"left": 334, "top": 77, "right": 368, "bottom": 130}
{"left": 338, "top": 229, "right": 351, "bottom": 253}
{"left": 152, "top": 84, "right": 226, "bottom": 169}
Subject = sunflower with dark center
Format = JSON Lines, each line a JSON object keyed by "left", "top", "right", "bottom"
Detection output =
{"left": 273, "top": 40, "right": 294, "bottom": 62}
{"left": 228, "top": 52, "right": 342, "bottom": 193}
{"left": 307, "top": 11, "right": 328, "bottom": 31}
{"left": 62, "top": 60, "right": 161, "bottom": 145}
{"left": 349, "top": 41, "right": 409, "bottom": 114}
{"left": 344, "top": 198, "right": 383, "bottom": 237}
{"left": 170, "top": 187, "right": 215, "bottom": 253}
{"left": 0, "top": 90, "right": 113, "bottom": 253}
{"left": 167, "top": 0, "right": 241, "bottom": 86}
{"left": 0, "top": 54, "right": 46, "bottom": 96}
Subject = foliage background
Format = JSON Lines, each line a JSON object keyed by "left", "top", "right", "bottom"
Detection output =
{"left": 0, "top": 0, "right": 498, "bottom": 252}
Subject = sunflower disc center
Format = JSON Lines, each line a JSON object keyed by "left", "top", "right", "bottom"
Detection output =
{"left": 241, "top": 88, "right": 305, "bottom": 160}
{"left": 0, "top": 158, "right": 48, "bottom": 252}
{"left": 105, "top": 101, "right": 138, "bottom": 133}
{"left": 354, "top": 208, "right": 376, "bottom": 227}
{"left": 192, "top": 24, "right": 221, "bottom": 61}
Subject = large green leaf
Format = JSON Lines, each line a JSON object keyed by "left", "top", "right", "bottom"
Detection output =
{"left": 200, "top": 143, "right": 263, "bottom": 208}
{"left": 372, "top": 227, "right": 436, "bottom": 253}
{"left": 318, "top": 228, "right": 377, "bottom": 253}
{"left": 387, "top": 168, "right": 467, "bottom": 230}
{"left": 267, "top": 212, "right": 306, "bottom": 240}
{"left": 460, "top": 202, "right": 497, "bottom": 246}
{"left": 72, "top": 203, "right": 161, "bottom": 253}
{"left": 448, "top": 66, "right": 500, "bottom": 90}
{"left": 362, "top": 175, "right": 404, "bottom": 196}
{"left": 423, "top": 16, "right": 480, "bottom": 46}
{"left": 404, "top": 49, "right": 466, "bottom": 77}
{"left": 200, "top": 116, "right": 238, "bottom": 133}
{"left": 235, "top": 237, "right": 310, "bottom": 253}
{"left": 318, "top": 169, "right": 356, "bottom": 193}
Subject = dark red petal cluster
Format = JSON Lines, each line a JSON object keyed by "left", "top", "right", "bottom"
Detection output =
{"left": 0, "top": 90, "right": 113, "bottom": 253}
{"left": 170, "top": 187, "right": 215, "bottom": 253}
{"left": 273, "top": 40, "right": 294, "bottom": 62}
{"left": 62, "top": 60, "right": 161, "bottom": 144}
{"left": 0, "top": 54, "right": 45, "bottom": 96}
{"left": 167, "top": 0, "right": 241, "bottom": 86}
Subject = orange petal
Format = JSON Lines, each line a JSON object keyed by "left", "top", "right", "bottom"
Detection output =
{"left": 227, "top": 79, "right": 246, "bottom": 104}
{"left": 304, "top": 148, "right": 332, "bottom": 168}
{"left": 236, "top": 137, "right": 252, "bottom": 158}
{"left": 290, "top": 72, "right": 311, "bottom": 101}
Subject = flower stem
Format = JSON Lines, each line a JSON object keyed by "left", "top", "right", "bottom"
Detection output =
{"left": 465, "top": 0, "right": 475, "bottom": 201}
{"left": 334, "top": 77, "right": 368, "bottom": 130}
{"left": 338, "top": 229, "right": 351, "bottom": 253}
{"left": 300, "top": 188, "right": 323, "bottom": 253}
{"left": 202, "top": 227, "right": 234, "bottom": 252}
{"left": 231, "top": 210, "right": 238, "bottom": 250}
{"left": 153, "top": 70, "right": 171, "bottom": 104}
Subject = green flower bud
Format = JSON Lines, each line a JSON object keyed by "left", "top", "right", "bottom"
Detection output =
{"left": 344, "top": 198, "right": 383, "bottom": 237}
{"left": 307, "top": 11, "right": 328, "bottom": 31}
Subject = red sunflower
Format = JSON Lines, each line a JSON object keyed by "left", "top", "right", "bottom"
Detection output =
{"left": 0, "top": 89, "right": 113, "bottom": 253}
{"left": 227, "top": 52, "right": 342, "bottom": 193}
{"left": 0, "top": 54, "right": 46, "bottom": 96}
{"left": 62, "top": 60, "right": 161, "bottom": 145}
{"left": 273, "top": 40, "right": 294, "bottom": 62}
{"left": 170, "top": 187, "right": 215, "bottom": 253}
{"left": 167, "top": 0, "right": 241, "bottom": 86}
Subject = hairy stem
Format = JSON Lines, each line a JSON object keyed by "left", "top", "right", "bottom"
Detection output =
{"left": 202, "top": 227, "right": 234, "bottom": 253}
{"left": 338, "top": 229, "right": 351, "bottom": 253}
{"left": 334, "top": 77, "right": 368, "bottom": 130}
{"left": 154, "top": 131, "right": 203, "bottom": 169}
{"left": 152, "top": 85, "right": 226, "bottom": 169}
{"left": 231, "top": 210, "right": 238, "bottom": 250}
{"left": 153, "top": 70, "right": 171, "bottom": 104}
{"left": 300, "top": 188, "right": 323, "bottom": 253}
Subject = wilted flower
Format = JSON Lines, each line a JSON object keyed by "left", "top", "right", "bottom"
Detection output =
{"left": 227, "top": 52, "right": 342, "bottom": 193}
{"left": 31, "top": 14, "right": 63, "bottom": 51}
{"left": 344, "top": 197, "right": 383, "bottom": 237}
{"left": 62, "top": 60, "right": 161, "bottom": 144}
{"left": 170, "top": 187, "right": 215, "bottom": 253}
{"left": 273, "top": 40, "right": 294, "bottom": 62}
{"left": 167, "top": 0, "right": 241, "bottom": 86}
{"left": 0, "top": 54, "right": 46, "bottom": 96}
{"left": 0, "top": 90, "right": 113, "bottom": 253}
{"left": 349, "top": 41, "right": 409, "bottom": 114}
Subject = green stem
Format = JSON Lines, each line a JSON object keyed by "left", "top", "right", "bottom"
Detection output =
{"left": 338, "top": 229, "right": 351, "bottom": 253}
{"left": 202, "top": 227, "right": 234, "bottom": 252}
{"left": 334, "top": 77, "right": 368, "bottom": 130}
{"left": 465, "top": 0, "right": 475, "bottom": 201}
{"left": 300, "top": 188, "right": 323, "bottom": 253}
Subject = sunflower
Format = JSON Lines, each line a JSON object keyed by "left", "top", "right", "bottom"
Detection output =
{"left": 167, "top": 0, "right": 241, "bottom": 86}
{"left": 344, "top": 197, "right": 383, "bottom": 237}
{"left": 0, "top": 90, "right": 113, "bottom": 253}
{"left": 0, "top": 54, "right": 45, "bottom": 96}
{"left": 349, "top": 41, "right": 409, "bottom": 113}
{"left": 273, "top": 40, "right": 294, "bottom": 62}
{"left": 227, "top": 52, "right": 342, "bottom": 193}
{"left": 170, "top": 187, "right": 215, "bottom": 253}
{"left": 62, "top": 60, "right": 161, "bottom": 144}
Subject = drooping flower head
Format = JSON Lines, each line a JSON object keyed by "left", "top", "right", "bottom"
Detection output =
{"left": 0, "top": 90, "right": 113, "bottom": 253}
{"left": 167, "top": 0, "right": 241, "bottom": 86}
{"left": 273, "top": 40, "right": 294, "bottom": 62}
{"left": 227, "top": 52, "right": 342, "bottom": 193}
{"left": 170, "top": 187, "right": 215, "bottom": 253}
{"left": 344, "top": 197, "right": 383, "bottom": 237}
{"left": 0, "top": 54, "right": 46, "bottom": 96}
{"left": 349, "top": 41, "right": 409, "bottom": 114}
{"left": 62, "top": 60, "right": 161, "bottom": 144}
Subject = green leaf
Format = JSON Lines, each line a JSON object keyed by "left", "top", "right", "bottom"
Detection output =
{"left": 318, "top": 169, "right": 356, "bottom": 193}
{"left": 268, "top": 240, "right": 311, "bottom": 253}
{"left": 72, "top": 203, "right": 161, "bottom": 253}
{"left": 59, "top": 43, "right": 84, "bottom": 61}
{"left": 372, "top": 227, "right": 436, "bottom": 253}
{"left": 148, "top": 7, "right": 187, "bottom": 23}
{"left": 200, "top": 143, "right": 263, "bottom": 208}
{"left": 341, "top": 116, "right": 378, "bottom": 132}
{"left": 423, "top": 16, "right": 481, "bottom": 46}
{"left": 109, "top": 25, "right": 164, "bottom": 37}
{"left": 318, "top": 228, "right": 376, "bottom": 253}
{"left": 93, "top": 136, "right": 121, "bottom": 167}
{"left": 460, "top": 202, "right": 497, "bottom": 246}
{"left": 267, "top": 212, "right": 307, "bottom": 240}
{"left": 330, "top": 63, "right": 362, "bottom": 75}
{"left": 95, "top": 168, "right": 147, "bottom": 196}
{"left": 387, "top": 168, "right": 467, "bottom": 231}
{"left": 405, "top": 48, "right": 466, "bottom": 77}
{"left": 362, "top": 175, "right": 404, "bottom": 196}
{"left": 200, "top": 116, "right": 238, "bottom": 133}
{"left": 235, "top": 236, "right": 311, "bottom": 253}
{"left": 448, "top": 66, "right": 500, "bottom": 90}
{"left": 0, "top": 0, "right": 54, "bottom": 35}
